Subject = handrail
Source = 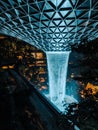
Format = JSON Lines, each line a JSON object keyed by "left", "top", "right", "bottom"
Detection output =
{"left": 19, "top": 73, "right": 61, "bottom": 116}
{"left": 9, "top": 69, "right": 61, "bottom": 116}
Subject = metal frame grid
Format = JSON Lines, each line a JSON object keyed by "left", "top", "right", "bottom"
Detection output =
{"left": 0, "top": 0, "right": 98, "bottom": 51}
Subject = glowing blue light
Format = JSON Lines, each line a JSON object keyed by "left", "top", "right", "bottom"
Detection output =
{"left": 46, "top": 51, "right": 78, "bottom": 112}
{"left": 46, "top": 51, "right": 70, "bottom": 102}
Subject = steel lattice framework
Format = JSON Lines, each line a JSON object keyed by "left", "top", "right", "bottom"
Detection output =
{"left": 0, "top": 0, "right": 98, "bottom": 51}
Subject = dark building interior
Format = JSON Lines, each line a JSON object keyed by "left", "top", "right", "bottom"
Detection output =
{"left": 0, "top": 0, "right": 98, "bottom": 130}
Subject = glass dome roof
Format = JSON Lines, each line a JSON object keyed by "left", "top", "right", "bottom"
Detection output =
{"left": 0, "top": 0, "right": 98, "bottom": 51}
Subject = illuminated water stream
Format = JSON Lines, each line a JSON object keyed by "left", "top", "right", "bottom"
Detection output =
{"left": 46, "top": 51, "right": 77, "bottom": 111}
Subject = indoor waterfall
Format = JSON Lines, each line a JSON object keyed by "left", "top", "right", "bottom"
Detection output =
{"left": 46, "top": 51, "right": 77, "bottom": 112}
{"left": 46, "top": 52, "right": 70, "bottom": 101}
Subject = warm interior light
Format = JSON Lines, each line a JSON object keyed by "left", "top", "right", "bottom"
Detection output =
{"left": 2, "top": 66, "right": 8, "bottom": 69}
{"left": 80, "top": 82, "right": 98, "bottom": 98}
{"left": 0, "top": 35, "right": 6, "bottom": 39}
{"left": 36, "top": 53, "right": 43, "bottom": 59}
{"left": 85, "top": 82, "right": 98, "bottom": 95}
{"left": 17, "top": 55, "right": 23, "bottom": 60}
{"left": 9, "top": 65, "right": 14, "bottom": 69}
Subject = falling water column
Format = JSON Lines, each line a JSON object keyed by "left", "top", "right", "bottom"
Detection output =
{"left": 46, "top": 51, "right": 70, "bottom": 103}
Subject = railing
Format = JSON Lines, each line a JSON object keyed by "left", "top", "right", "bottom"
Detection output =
{"left": 9, "top": 69, "right": 61, "bottom": 116}
{"left": 9, "top": 69, "right": 80, "bottom": 130}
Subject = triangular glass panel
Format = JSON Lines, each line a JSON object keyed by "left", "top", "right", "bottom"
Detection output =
{"left": 41, "top": 14, "right": 48, "bottom": 20}
{"left": 43, "top": 21, "right": 49, "bottom": 27}
{"left": 51, "top": 39, "right": 55, "bottom": 43}
{"left": 65, "top": 19, "right": 72, "bottom": 25}
{"left": 0, "top": 17, "right": 5, "bottom": 22}
{"left": 77, "top": 19, "right": 85, "bottom": 26}
{"left": 59, "top": 21, "right": 65, "bottom": 26}
{"left": 21, "top": 16, "right": 29, "bottom": 23}
{"left": 77, "top": 27, "right": 83, "bottom": 32}
{"left": 7, "top": 22, "right": 14, "bottom": 29}
{"left": 8, "top": 0, "right": 17, "bottom": 6}
{"left": 12, "top": 21, "right": 18, "bottom": 26}
{"left": 12, "top": 18, "right": 20, "bottom": 26}
{"left": 69, "top": 33, "right": 74, "bottom": 38}
{"left": 14, "top": 9, "right": 19, "bottom": 16}
{"left": 91, "top": 11, "right": 98, "bottom": 19}
{"left": 44, "top": 1, "right": 54, "bottom": 11}
{"left": 61, "top": 0, "right": 72, "bottom": 8}
{"left": 37, "top": 1, "right": 45, "bottom": 11}
{"left": 45, "top": 11, "right": 55, "bottom": 19}
{"left": 30, "top": 17, "right": 37, "bottom": 23}
{"left": 55, "top": 33, "right": 60, "bottom": 38}
{"left": 63, "top": 28, "right": 68, "bottom": 33}
{"left": 77, "top": 0, "right": 90, "bottom": 9}
{"left": 58, "top": 43, "right": 63, "bottom": 46}
{"left": 57, "top": 0, "right": 62, "bottom": 7}
{"left": 60, "top": 10, "right": 70, "bottom": 17}
{"left": 59, "top": 34, "right": 63, "bottom": 38}
{"left": 42, "top": 28, "right": 47, "bottom": 33}
{"left": 41, "top": 29, "right": 46, "bottom": 33}
{"left": 7, "top": 23, "right": 13, "bottom": 29}
{"left": 70, "top": 0, "right": 77, "bottom": 8}
{"left": 7, "top": 9, "right": 16, "bottom": 19}
{"left": 66, "top": 34, "right": 70, "bottom": 38}
{"left": 75, "top": 10, "right": 83, "bottom": 18}
{"left": 19, "top": 19, "right": 24, "bottom": 24}
{"left": 54, "top": 28, "right": 60, "bottom": 33}
{"left": 59, "top": 39, "right": 65, "bottom": 42}
{"left": 1, "top": 1, "right": 10, "bottom": 9}
{"left": 49, "top": 21, "right": 55, "bottom": 27}
{"left": 33, "top": 22, "right": 40, "bottom": 28}
{"left": 50, "top": 27, "right": 56, "bottom": 32}
{"left": 91, "top": 11, "right": 97, "bottom": 18}
{"left": 53, "top": 12, "right": 61, "bottom": 19}
{"left": 81, "top": 21, "right": 88, "bottom": 27}
{"left": 80, "top": 12, "right": 89, "bottom": 19}
{"left": 68, "top": 27, "right": 74, "bottom": 32}
{"left": 30, "top": 3, "right": 39, "bottom": 11}
{"left": 76, "top": 0, "right": 86, "bottom": 8}
{"left": 33, "top": 14, "right": 40, "bottom": 20}
{"left": 40, "top": 22, "right": 46, "bottom": 28}
{"left": 62, "top": 33, "right": 66, "bottom": 37}
{"left": 50, "top": 0, "right": 56, "bottom": 7}
{"left": 59, "top": 27, "right": 65, "bottom": 32}
{"left": 70, "top": 20, "right": 77, "bottom": 26}
{"left": 21, "top": 5, "right": 28, "bottom": 14}
{"left": 67, "top": 11, "right": 75, "bottom": 18}
{"left": 5, "top": 13, "right": 12, "bottom": 19}
{"left": 26, "top": 23, "right": 32, "bottom": 29}
{"left": 48, "top": 33, "right": 53, "bottom": 38}
{"left": 53, "top": 35, "right": 56, "bottom": 38}
{"left": 53, "top": 20, "right": 61, "bottom": 26}
{"left": 29, "top": 6, "right": 38, "bottom": 14}
{"left": 50, "top": 0, "right": 62, "bottom": 7}
{"left": 92, "top": 22, "right": 98, "bottom": 28}
{"left": 92, "top": 15, "right": 98, "bottom": 20}
{"left": 71, "top": 28, "right": 76, "bottom": 33}
{"left": 48, "top": 29, "right": 52, "bottom": 33}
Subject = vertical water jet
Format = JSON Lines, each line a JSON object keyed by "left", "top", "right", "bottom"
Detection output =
{"left": 46, "top": 51, "right": 70, "bottom": 103}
